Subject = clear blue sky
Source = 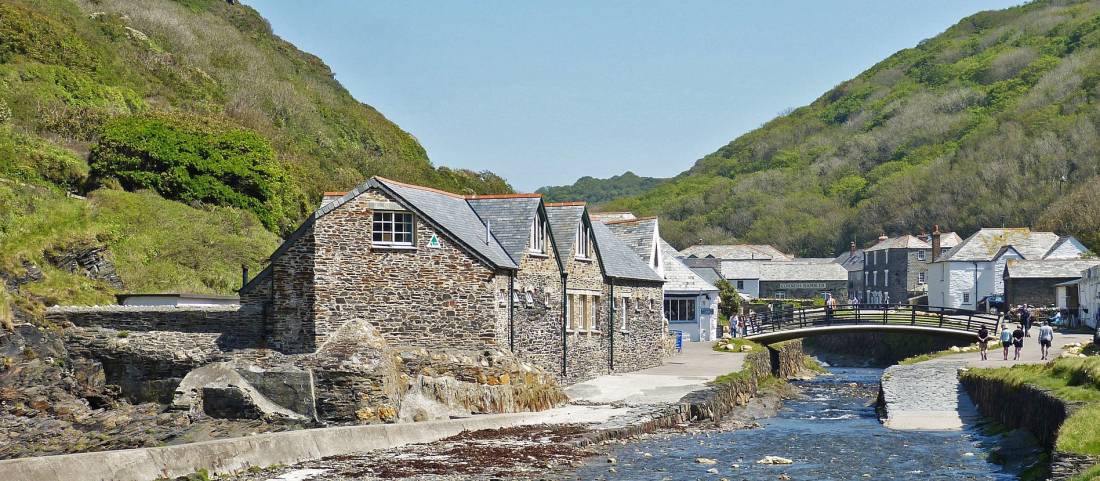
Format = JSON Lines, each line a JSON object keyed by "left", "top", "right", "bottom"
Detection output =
{"left": 246, "top": 1, "right": 1022, "bottom": 191}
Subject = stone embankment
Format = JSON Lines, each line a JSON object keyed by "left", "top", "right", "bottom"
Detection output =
{"left": 960, "top": 372, "right": 1099, "bottom": 480}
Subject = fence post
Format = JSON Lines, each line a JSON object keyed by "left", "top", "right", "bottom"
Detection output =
{"left": 883, "top": 306, "right": 888, "bottom": 325}
{"left": 966, "top": 312, "right": 972, "bottom": 331}
{"left": 939, "top": 311, "right": 944, "bottom": 328}
{"left": 911, "top": 307, "right": 916, "bottom": 326}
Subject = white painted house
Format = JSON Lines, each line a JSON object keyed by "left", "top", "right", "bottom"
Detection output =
{"left": 928, "top": 228, "right": 1091, "bottom": 310}
{"left": 600, "top": 215, "right": 720, "bottom": 342}
{"left": 1079, "top": 266, "right": 1100, "bottom": 329}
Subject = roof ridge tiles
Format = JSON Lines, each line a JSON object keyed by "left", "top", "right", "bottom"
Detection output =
{"left": 372, "top": 175, "right": 466, "bottom": 199}
{"left": 603, "top": 216, "right": 657, "bottom": 225}
{"left": 545, "top": 201, "right": 587, "bottom": 207}
{"left": 464, "top": 193, "right": 543, "bottom": 200}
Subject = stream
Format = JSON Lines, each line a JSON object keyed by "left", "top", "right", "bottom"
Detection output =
{"left": 571, "top": 367, "right": 1019, "bottom": 481}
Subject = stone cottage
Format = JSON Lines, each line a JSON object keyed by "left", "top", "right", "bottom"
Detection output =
{"left": 240, "top": 177, "right": 666, "bottom": 383}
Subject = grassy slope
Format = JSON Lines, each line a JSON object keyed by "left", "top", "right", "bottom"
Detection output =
{"left": 604, "top": 0, "right": 1100, "bottom": 254}
{"left": 0, "top": 0, "right": 511, "bottom": 313}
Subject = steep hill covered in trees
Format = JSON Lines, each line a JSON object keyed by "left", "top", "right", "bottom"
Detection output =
{"left": 0, "top": 0, "right": 511, "bottom": 317}
{"left": 536, "top": 172, "right": 666, "bottom": 204}
{"left": 601, "top": 0, "right": 1100, "bottom": 255}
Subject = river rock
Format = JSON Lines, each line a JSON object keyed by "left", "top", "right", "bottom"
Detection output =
{"left": 757, "top": 455, "right": 794, "bottom": 465}
{"left": 706, "top": 467, "right": 719, "bottom": 474}
{"left": 695, "top": 457, "right": 718, "bottom": 464}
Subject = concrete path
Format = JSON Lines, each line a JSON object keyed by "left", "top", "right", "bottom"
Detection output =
{"left": 565, "top": 341, "right": 745, "bottom": 404}
{"left": 882, "top": 331, "right": 1091, "bottom": 431}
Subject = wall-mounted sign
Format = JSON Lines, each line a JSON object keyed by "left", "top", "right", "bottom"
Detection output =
{"left": 776, "top": 282, "right": 828, "bottom": 290}
{"left": 700, "top": 307, "right": 714, "bottom": 315}
{"left": 427, "top": 234, "right": 442, "bottom": 249}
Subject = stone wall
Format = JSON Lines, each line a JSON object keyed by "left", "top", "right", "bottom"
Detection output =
{"left": 310, "top": 189, "right": 506, "bottom": 352}
{"left": 562, "top": 232, "right": 610, "bottom": 383}
{"left": 758, "top": 280, "right": 847, "bottom": 301}
{"left": 960, "top": 371, "right": 1098, "bottom": 480}
{"left": 46, "top": 305, "right": 261, "bottom": 350}
{"left": 510, "top": 247, "right": 566, "bottom": 378}
{"left": 1005, "top": 277, "right": 1067, "bottom": 307}
{"left": 608, "top": 280, "right": 666, "bottom": 375}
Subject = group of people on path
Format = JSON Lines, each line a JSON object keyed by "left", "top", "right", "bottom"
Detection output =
{"left": 975, "top": 319, "right": 1056, "bottom": 362}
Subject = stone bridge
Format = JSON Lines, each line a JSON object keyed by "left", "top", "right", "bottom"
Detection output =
{"left": 741, "top": 304, "right": 1002, "bottom": 344}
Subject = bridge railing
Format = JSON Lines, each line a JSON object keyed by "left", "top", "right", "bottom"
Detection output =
{"left": 742, "top": 303, "right": 1002, "bottom": 338}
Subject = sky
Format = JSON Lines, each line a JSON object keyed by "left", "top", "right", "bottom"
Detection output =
{"left": 247, "top": 1, "right": 1023, "bottom": 191}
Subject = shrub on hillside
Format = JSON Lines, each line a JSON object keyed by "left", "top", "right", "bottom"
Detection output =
{"left": 88, "top": 113, "right": 305, "bottom": 231}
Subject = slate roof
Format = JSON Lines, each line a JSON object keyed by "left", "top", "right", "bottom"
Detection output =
{"left": 720, "top": 261, "right": 764, "bottom": 280}
{"left": 937, "top": 228, "right": 1083, "bottom": 262}
{"left": 604, "top": 217, "right": 658, "bottom": 266}
{"left": 377, "top": 178, "right": 518, "bottom": 269}
{"left": 1004, "top": 259, "right": 1100, "bottom": 279}
{"left": 590, "top": 220, "right": 665, "bottom": 282}
{"left": 834, "top": 250, "right": 864, "bottom": 272}
{"left": 466, "top": 196, "right": 542, "bottom": 264}
{"left": 756, "top": 261, "right": 848, "bottom": 282}
{"left": 680, "top": 244, "right": 792, "bottom": 261}
{"left": 865, "top": 235, "right": 931, "bottom": 251}
{"left": 545, "top": 203, "right": 585, "bottom": 262}
{"left": 659, "top": 239, "right": 717, "bottom": 293}
{"left": 689, "top": 266, "right": 723, "bottom": 286}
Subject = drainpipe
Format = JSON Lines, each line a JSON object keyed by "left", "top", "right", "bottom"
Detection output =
{"left": 561, "top": 273, "right": 568, "bottom": 378}
{"left": 508, "top": 272, "right": 515, "bottom": 352}
{"left": 973, "top": 261, "right": 980, "bottom": 312}
{"left": 609, "top": 280, "right": 615, "bottom": 373}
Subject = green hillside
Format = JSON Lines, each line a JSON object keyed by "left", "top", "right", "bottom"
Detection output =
{"left": 605, "top": 0, "right": 1100, "bottom": 255}
{"left": 0, "top": 0, "right": 511, "bottom": 317}
{"left": 536, "top": 171, "right": 666, "bottom": 204}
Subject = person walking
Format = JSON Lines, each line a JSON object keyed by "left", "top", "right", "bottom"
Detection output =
{"left": 1038, "top": 321, "right": 1055, "bottom": 360}
{"left": 1020, "top": 306, "right": 1032, "bottom": 337}
{"left": 825, "top": 294, "right": 837, "bottom": 322}
{"left": 1012, "top": 324, "right": 1026, "bottom": 361}
{"left": 1000, "top": 325, "right": 1013, "bottom": 361}
{"left": 977, "top": 325, "right": 992, "bottom": 361}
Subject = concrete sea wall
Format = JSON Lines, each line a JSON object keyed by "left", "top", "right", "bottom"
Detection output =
{"left": 960, "top": 372, "right": 1099, "bottom": 480}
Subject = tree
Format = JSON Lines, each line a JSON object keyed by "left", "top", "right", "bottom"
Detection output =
{"left": 715, "top": 279, "right": 741, "bottom": 319}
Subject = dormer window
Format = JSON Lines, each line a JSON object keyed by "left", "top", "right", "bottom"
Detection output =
{"left": 529, "top": 212, "right": 547, "bottom": 254}
{"left": 575, "top": 221, "right": 591, "bottom": 259}
{"left": 372, "top": 211, "right": 414, "bottom": 246}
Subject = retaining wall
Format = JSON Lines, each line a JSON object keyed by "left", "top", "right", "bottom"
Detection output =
{"left": 960, "top": 372, "right": 1099, "bottom": 480}
{"left": 46, "top": 305, "right": 263, "bottom": 350}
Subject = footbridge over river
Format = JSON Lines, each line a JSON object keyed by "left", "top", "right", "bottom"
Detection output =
{"left": 742, "top": 304, "right": 1003, "bottom": 344}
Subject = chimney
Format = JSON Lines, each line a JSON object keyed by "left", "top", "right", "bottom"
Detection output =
{"left": 849, "top": 241, "right": 856, "bottom": 257}
{"left": 241, "top": 264, "right": 249, "bottom": 290}
{"left": 931, "top": 225, "right": 942, "bottom": 261}
{"left": 878, "top": 233, "right": 888, "bottom": 242}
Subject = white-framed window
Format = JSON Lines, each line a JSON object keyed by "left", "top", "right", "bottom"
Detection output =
{"left": 372, "top": 211, "right": 414, "bottom": 246}
{"left": 567, "top": 293, "right": 599, "bottom": 332}
{"left": 529, "top": 213, "right": 546, "bottom": 254}
{"left": 663, "top": 298, "right": 696, "bottom": 322}
{"left": 775, "top": 291, "right": 787, "bottom": 300}
{"left": 916, "top": 250, "right": 927, "bottom": 261}
{"left": 524, "top": 290, "right": 534, "bottom": 306}
{"left": 620, "top": 297, "right": 630, "bottom": 330}
{"left": 575, "top": 221, "right": 591, "bottom": 259}
{"left": 918, "top": 271, "right": 926, "bottom": 284}
{"left": 736, "top": 280, "right": 744, "bottom": 290}
{"left": 884, "top": 269, "right": 889, "bottom": 287}
{"left": 963, "top": 292, "right": 971, "bottom": 304}
{"left": 497, "top": 289, "right": 507, "bottom": 307}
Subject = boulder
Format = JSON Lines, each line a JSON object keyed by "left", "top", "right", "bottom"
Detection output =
{"left": 756, "top": 456, "right": 794, "bottom": 465}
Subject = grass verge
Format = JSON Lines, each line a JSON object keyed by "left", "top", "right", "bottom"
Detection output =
{"left": 712, "top": 338, "right": 762, "bottom": 353}
{"left": 899, "top": 343, "right": 979, "bottom": 365}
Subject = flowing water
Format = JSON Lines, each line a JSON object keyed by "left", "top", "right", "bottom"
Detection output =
{"left": 572, "top": 368, "right": 1018, "bottom": 481}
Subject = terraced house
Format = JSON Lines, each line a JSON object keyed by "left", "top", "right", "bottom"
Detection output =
{"left": 240, "top": 177, "right": 666, "bottom": 383}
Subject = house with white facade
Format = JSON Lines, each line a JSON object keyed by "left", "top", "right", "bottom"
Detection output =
{"left": 1078, "top": 265, "right": 1100, "bottom": 330}
{"left": 598, "top": 214, "right": 721, "bottom": 342}
{"left": 927, "top": 228, "right": 1091, "bottom": 310}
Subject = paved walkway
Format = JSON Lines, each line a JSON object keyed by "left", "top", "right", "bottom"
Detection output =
{"left": 882, "top": 331, "right": 1091, "bottom": 431}
{"left": 565, "top": 342, "right": 745, "bottom": 405}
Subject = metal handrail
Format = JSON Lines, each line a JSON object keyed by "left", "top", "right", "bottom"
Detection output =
{"left": 743, "top": 303, "right": 1000, "bottom": 337}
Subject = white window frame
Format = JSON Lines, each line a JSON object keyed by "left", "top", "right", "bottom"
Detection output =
{"left": 774, "top": 291, "right": 787, "bottom": 300}
{"left": 963, "top": 292, "right": 971, "bottom": 304}
{"left": 872, "top": 271, "right": 877, "bottom": 286}
{"left": 916, "top": 250, "right": 927, "bottom": 261}
{"left": 619, "top": 297, "right": 630, "bottom": 331}
{"left": 918, "top": 271, "right": 926, "bottom": 285}
{"left": 372, "top": 211, "right": 415, "bottom": 247}
{"left": 528, "top": 213, "right": 546, "bottom": 255}
{"left": 575, "top": 221, "right": 591, "bottom": 259}
{"left": 884, "top": 269, "right": 889, "bottom": 287}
